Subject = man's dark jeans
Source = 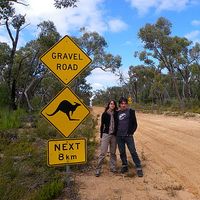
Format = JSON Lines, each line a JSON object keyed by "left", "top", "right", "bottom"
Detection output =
{"left": 116, "top": 135, "right": 141, "bottom": 169}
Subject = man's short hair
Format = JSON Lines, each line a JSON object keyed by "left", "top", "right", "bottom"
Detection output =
{"left": 119, "top": 97, "right": 128, "bottom": 104}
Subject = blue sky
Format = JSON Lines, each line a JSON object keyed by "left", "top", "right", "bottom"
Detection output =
{"left": 1, "top": 0, "right": 200, "bottom": 91}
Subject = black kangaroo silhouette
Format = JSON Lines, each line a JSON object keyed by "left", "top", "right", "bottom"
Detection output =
{"left": 47, "top": 100, "right": 81, "bottom": 121}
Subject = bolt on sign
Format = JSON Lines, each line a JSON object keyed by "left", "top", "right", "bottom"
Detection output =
{"left": 41, "top": 86, "right": 90, "bottom": 138}
{"left": 48, "top": 138, "right": 87, "bottom": 166}
{"left": 40, "top": 35, "right": 92, "bottom": 85}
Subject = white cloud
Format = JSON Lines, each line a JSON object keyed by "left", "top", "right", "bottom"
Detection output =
{"left": 185, "top": 30, "right": 200, "bottom": 43}
{"left": 12, "top": 0, "right": 127, "bottom": 36}
{"left": 126, "top": 0, "right": 193, "bottom": 15}
{"left": 0, "top": 34, "right": 10, "bottom": 45}
{"left": 86, "top": 68, "right": 119, "bottom": 91}
{"left": 108, "top": 19, "right": 128, "bottom": 33}
{"left": 0, "top": 26, "right": 28, "bottom": 48}
{"left": 123, "top": 40, "right": 133, "bottom": 46}
{"left": 192, "top": 20, "right": 200, "bottom": 26}
{"left": 92, "top": 83, "right": 104, "bottom": 90}
{"left": 14, "top": 0, "right": 107, "bottom": 35}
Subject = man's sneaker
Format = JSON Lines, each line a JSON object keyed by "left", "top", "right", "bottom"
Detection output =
{"left": 137, "top": 169, "right": 143, "bottom": 177}
{"left": 95, "top": 169, "right": 100, "bottom": 177}
{"left": 120, "top": 166, "right": 128, "bottom": 174}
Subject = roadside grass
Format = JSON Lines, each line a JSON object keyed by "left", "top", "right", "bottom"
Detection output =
{"left": 0, "top": 108, "right": 25, "bottom": 130}
{"left": 131, "top": 101, "right": 200, "bottom": 116}
{"left": 0, "top": 108, "right": 97, "bottom": 200}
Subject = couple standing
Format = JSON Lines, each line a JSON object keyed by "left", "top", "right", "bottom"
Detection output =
{"left": 95, "top": 97, "right": 143, "bottom": 177}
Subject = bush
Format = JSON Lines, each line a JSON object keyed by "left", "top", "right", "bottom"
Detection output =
{"left": 35, "top": 116, "right": 58, "bottom": 139}
{"left": 0, "top": 108, "right": 25, "bottom": 130}
{"left": 0, "top": 83, "right": 9, "bottom": 107}
{"left": 32, "top": 180, "right": 64, "bottom": 200}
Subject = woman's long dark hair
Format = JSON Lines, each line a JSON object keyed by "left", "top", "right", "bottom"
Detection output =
{"left": 104, "top": 100, "right": 118, "bottom": 112}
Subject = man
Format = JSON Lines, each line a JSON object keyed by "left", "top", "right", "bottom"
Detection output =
{"left": 116, "top": 97, "right": 143, "bottom": 177}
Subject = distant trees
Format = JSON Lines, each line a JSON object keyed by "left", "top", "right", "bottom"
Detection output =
{"left": 92, "top": 86, "right": 126, "bottom": 106}
{"left": 0, "top": 1, "right": 122, "bottom": 110}
{"left": 137, "top": 17, "right": 200, "bottom": 109}
{"left": 0, "top": 0, "right": 28, "bottom": 109}
{"left": 93, "top": 17, "right": 200, "bottom": 111}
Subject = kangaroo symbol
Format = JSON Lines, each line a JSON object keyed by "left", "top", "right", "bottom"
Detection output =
{"left": 47, "top": 100, "right": 81, "bottom": 121}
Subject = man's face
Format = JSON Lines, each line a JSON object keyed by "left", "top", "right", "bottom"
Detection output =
{"left": 119, "top": 101, "right": 128, "bottom": 110}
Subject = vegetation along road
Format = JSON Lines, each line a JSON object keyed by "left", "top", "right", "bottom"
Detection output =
{"left": 77, "top": 106, "right": 200, "bottom": 200}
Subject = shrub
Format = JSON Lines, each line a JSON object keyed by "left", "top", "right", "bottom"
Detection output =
{"left": 32, "top": 180, "right": 64, "bottom": 200}
{"left": 0, "top": 109, "right": 25, "bottom": 130}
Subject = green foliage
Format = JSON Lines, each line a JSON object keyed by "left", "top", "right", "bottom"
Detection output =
{"left": 0, "top": 120, "right": 64, "bottom": 200}
{"left": 0, "top": 83, "right": 9, "bottom": 107}
{"left": 0, "top": 109, "right": 97, "bottom": 200}
{"left": 73, "top": 114, "right": 97, "bottom": 162}
{"left": 0, "top": 108, "right": 25, "bottom": 130}
{"left": 32, "top": 180, "right": 64, "bottom": 200}
{"left": 92, "top": 86, "right": 125, "bottom": 106}
{"left": 137, "top": 17, "right": 200, "bottom": 108}
{"left": 35, "top": 117, "right": 58, "bottom": 139}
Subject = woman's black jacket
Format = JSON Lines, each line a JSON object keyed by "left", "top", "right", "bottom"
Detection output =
{"left": 100, "top": 111, "right": 118, "bottom": 138}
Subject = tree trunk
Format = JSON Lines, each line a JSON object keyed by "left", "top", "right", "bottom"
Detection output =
{"left": 168, "top": 69, "right": 184, "bottom": 109}
{"left": 11, "top": 79, "right": 17, "bottom": 110}
{"left": 172, "top": 75, "right": 184, "bottom": 109}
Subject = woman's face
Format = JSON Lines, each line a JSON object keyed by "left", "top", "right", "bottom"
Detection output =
{"left": 109, "top": 101, "right": 115, "bottom": 110}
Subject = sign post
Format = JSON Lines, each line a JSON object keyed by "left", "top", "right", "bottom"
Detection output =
{"left": 39, "top": 35, "right": 92, "bottom": 180}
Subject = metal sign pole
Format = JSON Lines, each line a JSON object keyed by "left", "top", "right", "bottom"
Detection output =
{"left": 66, "top": 165, "right": 71, "bottom": 186}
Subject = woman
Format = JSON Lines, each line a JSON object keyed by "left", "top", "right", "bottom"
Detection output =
{"left": 95, "top": 100, "right": 118, "bottom": 177}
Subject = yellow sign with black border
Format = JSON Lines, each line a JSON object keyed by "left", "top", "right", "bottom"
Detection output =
{"left": 48, "top": 138, "right": 87, "bottom": 166}
{"left": 41, "top": 86, "right": 90, "bottom": 138}
{"left": 40, "top": 35, "right": 92, "bottom": 85}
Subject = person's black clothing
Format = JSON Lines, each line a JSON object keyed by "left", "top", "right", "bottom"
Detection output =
{"left": 127, "top": 108, "right": 137, "bottom": 135}
{"left": 100, "top": 111, "right": 118, "bottom": 138}
{"left": 116, "top": 108, "right": 142, "bottom": 174}
{"left": 117, "top": 108, "right": 137, "bottom": 136}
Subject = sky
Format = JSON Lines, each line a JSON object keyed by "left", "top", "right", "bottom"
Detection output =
{"left": 1, "top": 0, "right": 200, "bottom": 91}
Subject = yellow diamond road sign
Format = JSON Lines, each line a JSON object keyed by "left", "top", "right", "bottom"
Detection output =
{"left": 40, "top": 35, "right": 92, "bottom": 85}
{"left": 48, "top": 138, "right": 87, "bottom": 166}
{"left": 41, "top": 87, "right": 90, "bottom": 138}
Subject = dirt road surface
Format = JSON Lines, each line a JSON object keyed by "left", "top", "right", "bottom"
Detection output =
{"left": 77, "top": 107, "right": 200, "bottom": 200}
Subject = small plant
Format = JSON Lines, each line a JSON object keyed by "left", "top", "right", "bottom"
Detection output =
{"left": 35, "top": 118, "right": 58, "bottom": 139}
{"left": 32, "top": 180, "right": 64, "bottom": 200}
{"left": 0, "top": 109, "right": 25, "bottom": 130}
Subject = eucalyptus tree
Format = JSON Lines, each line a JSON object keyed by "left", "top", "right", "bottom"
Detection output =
{"left": 128, "top": 65, "right": 161, "bottom": 104}
{"left": 70, "top": 30, "right": 122, "bottom": 104}
{"left": 92, "top": 86, "right": 125, "bottom": 106}
{"left": 137, "top": 17, "right": 200, "bottom": 108}
{"left": 72, "top": 30, "right": 121, "bottom": 73}
{"left": 16, "top": 20, "right": 61, "bottom": 110}
{"left": 54, "top": 0, "right": 78, "bottom": 8}
{"left": 0, "top": 0, "right": 28, "bottom": 109}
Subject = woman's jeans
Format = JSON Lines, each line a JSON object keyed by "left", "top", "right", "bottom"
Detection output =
{"left": 116, "top": 135, "right": 141, "bottom": 169}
